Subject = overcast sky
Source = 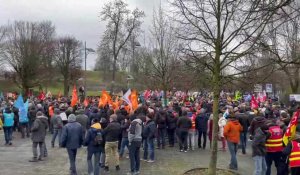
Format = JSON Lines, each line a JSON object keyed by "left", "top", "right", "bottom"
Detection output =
{"left": 0, "top": 0, "right": 163, "bottom": 70}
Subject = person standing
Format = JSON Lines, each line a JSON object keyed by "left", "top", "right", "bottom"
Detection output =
{"left": 188, "top": 111, "right": 197, "bottom": 151}
{"left": 103, "top": 114, "right": 121, "bottom": 172}
{"left": 76, "top": 108, "right": 89, "bottom": 140}
{"left": 142, "top": 113, "right": 156, "bottom": 162}
{"left": 166, "top": 109, "right": 177, "bottom": 147}
{"left": 60, "top": 114, "right": 83, "bottom": 175}
{"left": 155, "top": 109, "right": 167, "bottom": 149}
{"left": 119, "top": 117, "right": 131, "bottom": 158}
{"left": 51, "top": 108, "right": 63, "bottom": 147}
{"left": 176, "top": 111, "right": 192, "bottom": 152}
{"left": 84, "top": 119, "right": 104, "bottom": 175}
{"left": 252, "top": 124, "right": 270, "bottom": 175}
{"left": 128, "top": 114, "right": 144, "bottom": 174}
{"left": 29, "top": 111, "right": 48, "bottom": 162}
{"left": 265, "top": 121, "right": 284, "bottom": 175}
{"left": 218, "top": 113, "right": 227, "bottom": 151}
{"left": 223, "top": 112, "right": 243, "bottom": 170}
{"left": 237, "top": 108, "right": 250, "bottom": 154}
{"left": 283, "top": 132, "right": 300, "bottom": 175}
{"left": 195, "top": 108, "right": 209, "bottom": 149}
{"left": 2, "top": 107, "right": 14, "bottom": 145}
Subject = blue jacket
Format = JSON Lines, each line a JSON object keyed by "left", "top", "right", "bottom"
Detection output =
{"left": 3, "top": 112, "right": 14, "bottom": 127}
{"left": 195, "top": 113, "right": 209, "bottom": 132}
{"left": 84, "top": 123, "right": 104, "bottom": 153}
{"left": 60, "top": 121, "right": 83, "bottom": 149}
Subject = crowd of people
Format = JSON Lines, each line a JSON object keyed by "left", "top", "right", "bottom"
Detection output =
{"left": 0, "top": 91, "right": 300, "bottom": 175}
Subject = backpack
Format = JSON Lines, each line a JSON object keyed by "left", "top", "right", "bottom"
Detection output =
{"left": 93, "top": 130, "right": 103, "bottom": 146}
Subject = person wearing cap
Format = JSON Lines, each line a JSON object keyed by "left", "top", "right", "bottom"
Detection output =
{"left": 102, "top": 114, "right": 121, "bottom": 172}
{"left": 195, "top": 108, "right": 209, "bottom": 149}
{"left": 84, "top": 119, "right": 103, "bottom": 175}
{"left": 51, "top": 108, "right": 63, "bottom": 147}
{"left": 29, "top": 111, "right": 49, "bottom": 162}
{"left": 60, "top": 114, "right": 83, "bottom": 175}
{"left": 223, "top": 112, "right": 243, "bottom": 170}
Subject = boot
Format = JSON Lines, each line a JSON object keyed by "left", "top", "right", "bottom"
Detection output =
{"left": 29, "top": 157, "right": 38, "bottom": 162}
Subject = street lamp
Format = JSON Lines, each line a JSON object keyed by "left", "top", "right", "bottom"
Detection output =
{"left": 84, "top": 41, "right": 95, "bottom": 97}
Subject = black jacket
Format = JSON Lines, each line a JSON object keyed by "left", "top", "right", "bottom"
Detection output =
{"left": 237, "top": 113, "right": 250, "bottom": 133}
{"left": 166, "top": 112, "right": 177, "bottom": 130}
{"left": 249, "top": 116, "right": 266, "bottom": 136}
{"left": 60, "top": 121, "right": 83, "bottom": 149}
{"left": 121, "top": 120, "right": 130, "bottom": 138}
{"left": 103, "top": 121, "right": 121, "bottom": 142}
{"left": 155, "top": 110, "right": 167, "bottom": 129}
{"left": 177, "top": 116, "right": 192, "bottom": 132}
{"left": 195, "top": 113, "right": 209, "bottom": 132}
{"left": 143, "top": 120, "right": 156, "bottom": 139}
{"left": 252, "top": 127, "right": 270, "bottom": 157}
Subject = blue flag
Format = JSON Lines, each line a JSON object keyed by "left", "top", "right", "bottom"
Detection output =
{"left": 19, "top": 99, "right": 29, "bottom": 123}
{"left": 14, "top": 95, "right": 24, "bottom": 109}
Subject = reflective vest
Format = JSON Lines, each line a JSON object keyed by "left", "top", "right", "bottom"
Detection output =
{"left": 265, "top": 126, "right": 283, "bottom": 152}
{"left": 289, "top": 141, "right": 300, "bottom": 167}
{"left": 49, "top": 106, "right": 54, "bottom": 118}
{"left": 191, "top": 114, "right": 196, "bottom": 130}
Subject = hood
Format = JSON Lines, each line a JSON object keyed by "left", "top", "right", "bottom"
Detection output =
{"left": 230, "top": 120, "right": 240, "bottom": 125}
{"left": 37, "top": 115, "right": 48, "bottom": 125}
{"left": 254, "top": 116, "right": 266, "bottom": 123}
{"left": 77, "top": 109, "right": 85, "bottom": 114}
{"left": 91, "top": 123, "right": 102, "bottom": 130}
{"left": 133, "top": 118, "right": 142, "bottom": 125}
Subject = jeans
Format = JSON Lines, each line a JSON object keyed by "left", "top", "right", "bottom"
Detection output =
{"left": 105, "top": 141, "right": 119, "bottom": 167}
{"left": 32, "top": 142, "right": 44, "bottom": 159}
{"left": 157, "top": 128, "right": 166, "bottom": 148}
{"left": 87, "top": 151, "right": 101, "bottom": 175}
{"left": 265, "top": 152, "right": 283, "bottom": 175}
{"left": 100, "top": 152, "right": 105, "bottom": 167}
{"left": 253, "top": 156, "right": 267, "bottom": 175}
{"left": 51, "top": 129, "right": 62, "bottom": 147}
{"left": 20, "top": 122, "right": 30, "bottom": 138}
{"left": 119, "top": 137, "right": 129, "bottom": 157}
{"left": 67, "top": 149, "right": 78, "bottom": 175}
{"left": 188, "top": 130, "right": 196, "bottom": 150}
{"left": 178, "top": 130, "right": 188, "bottom": 151}
{"left": 143, "top": 138, "right": 154, "bottom": 160}
{"left": 240, "top": 132, "right": 247, "bottom": 154}
{"left": 129, "top": 141, "right": 141, "bottom": 173}
{"left": 227, "top": 141, "right": 238, "bottom": 170}
{"left": 167, "top": 128, "right": 175, "bottom": 146}
{"left": 198, "top": 130, "right": 207, "bottom": 149}
{"left": 3, "top": 126, "right": 13, "bottom": 144}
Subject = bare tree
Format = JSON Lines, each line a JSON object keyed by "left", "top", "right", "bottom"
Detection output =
{"left": 172, "top": 0, "right": 295, "bottom": 173}
{"left": 0, "top": 27, "right": 6, "bottom": 69}
{"left": 54, "top": 36, "right": 82, "bottom": 96}
{"left": 100, "top": 0, "right": 144, "bottom": 92}
{"left": 3, "top": 21, "right": 55, "bottom": 93}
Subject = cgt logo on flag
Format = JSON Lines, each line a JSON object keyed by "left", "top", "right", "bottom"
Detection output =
{"left": 283, "top": 110, "right": 300, "bottom": 146}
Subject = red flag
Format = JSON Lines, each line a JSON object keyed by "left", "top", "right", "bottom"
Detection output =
{"left": 98, "top": 90, "right": 112, "bottom": 107}
{"left": 251, "top": 95, "right": 258, "bottom": 109}
{"left": 38, "top": 91, "right": 46, "bottom": 100}
{"left": 130, "top": 90, "right": 138, "bottom": 111}
{"left": 283, "top": 110, "right": 300, "bottom": 145}
{"left": 71, "top": 85, "right": 78, "bottom": 107}
{"left": 144, "top": 90, "right": 151, "bottom": 100}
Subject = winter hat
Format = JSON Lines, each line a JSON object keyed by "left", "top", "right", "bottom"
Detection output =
{"left": 37, "top": 104, "right": 43, "bottom": 109}
{"left": 68, "top": 114, "right": 76, "bottom": 122}
{"left": 54, "top": 108, "right": 60, "bottom": 115}
{"left": 36, "top": 111, "right": 43, "bottom": 117}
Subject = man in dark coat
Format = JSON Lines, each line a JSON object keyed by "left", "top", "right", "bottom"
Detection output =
{"left": 176, "top": 111, "right": 192, "bottom": 152}
{"left": 166, "top": 109, "right": 177, "bottom": 147}
{"left": 143, "top": 114, "right": 156, "bottom": 162}
{"left": 60, "top": 114, "right": 83, "bottom": 175}
{"left": 237, "top": 108, "right": 250, "bottom": 154}
{"left": 195, "top": 108, "right": 209, "bottom": 149}
{"left": 29, "top": 111, "right": 48, "bottom": 162}
{"left": 76, "top": 108, "right": 89, "bottom": 140}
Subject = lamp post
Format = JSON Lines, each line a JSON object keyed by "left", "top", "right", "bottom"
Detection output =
{"left": 83, "top": 41, "right": 95, "bottom": 97}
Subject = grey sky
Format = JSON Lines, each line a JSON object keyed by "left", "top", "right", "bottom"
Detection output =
{"left": 0, "top": 0, "right": 162, "bottom": 70}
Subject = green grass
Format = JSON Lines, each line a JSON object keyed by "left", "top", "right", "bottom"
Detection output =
{"left": 0, "top": 70, "right": 130, "bottom": 96}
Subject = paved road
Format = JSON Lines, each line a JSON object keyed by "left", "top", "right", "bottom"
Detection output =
{"left": 0, "top": 131, "right": 275, "bottom": 175}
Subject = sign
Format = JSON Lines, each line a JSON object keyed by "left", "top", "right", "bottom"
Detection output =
{"left": 290, "top": 94, "right": 300, "bottom": 102}
{"left": 254, "top": 84, "right": 263, "bottom": 92}
{"left": 266, "top": 84, "right": 273, "bottom": 93}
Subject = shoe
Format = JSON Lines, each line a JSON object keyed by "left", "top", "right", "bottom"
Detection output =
{"left": 116, "top": 165, "right": 120, "bottom": 171}
{"left": 184, "top": 150, "right": 187, "bottom": 153}
{"left": 156, "top": 147, "right": 161, "bottom": 149}
{"left": 126, "top": 156, "right": 129, "bottom": 159}
{"left": 180, "top": 150, "right": 183, "bottom": 152}
{"left": 104, "top": 166, "right": 109, "bottom": 172}
{"left": 29, "top": 158, "right": 38, "bottom": 162}
{"left": 9, "top": 142, "right": 12, "bottom": 145}
{"left": 135, "top": 171, "right": 140, "bottom": 174}
{"left": 126, "top": 172, "right": 135, "bottom": 175}
{"left": 140, "top": 158, "right": 147, "bottom": 161}
{"left": 38, "top": 157, "right": 44, "bottom": 161}
{"left": 147, "top": 160, "right": 154, "bottom": 163}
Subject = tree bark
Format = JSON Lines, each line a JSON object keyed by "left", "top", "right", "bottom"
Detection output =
{"left": 63, "top": 76, "right": 69, "bottom": 96}
{"left": 111, "top": 56, "right": 117, "bottom": 93}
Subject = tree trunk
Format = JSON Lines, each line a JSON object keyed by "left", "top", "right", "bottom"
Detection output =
{"left": 63, "top": 76, "right": 69, "bottom": 96}
{"left": 111, "top": 56, "right": 117, "bottom": 93}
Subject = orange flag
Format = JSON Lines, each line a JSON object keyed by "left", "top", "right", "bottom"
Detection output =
{"left": 130, "top": 90, "right": 139, "bottom": 111}
{"left": 71, "top": 85, "right": 78, "bottom": 107}
{"left": 98, "top": 90, "right": 112, "bottom": 107}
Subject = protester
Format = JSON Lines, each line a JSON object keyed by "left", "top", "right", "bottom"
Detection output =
{"left": 84, "top": 119, "right": 103, "bottom": 175}
{"left": 128, "top": 114, "right": 144, "bottom": 174}
{"left": 187, "top": 111, "right": 196, "bottom": 151}
{"left": 252, "top": 124, "right": 270, "bottom": 175}
{"left": 103, "top": 114, "right": 121, "bottom": 172}
{"left": 195, "top": 108, "right": 209, "bottom": 149}
{"left": 223, "top": 112, "right": 243, "bottom": 170}
{"left": 283, "top": 131, "right": 300, "bottom": 175}
{"left": 218, "top": 113, "right": 227, "bottom": 151}
{"left": 29, "top": 111, "right": 48, "bottom": 162}
{"left": 177, "top": 111, "right": 192, "bottom": 152}
{"left": 208, "top": 114, "right": 213, "bottom": 149}
{"left": 60, "top": 114, "right": 83, "bottom": 175}
{"left": 2, "top": 107, "right": 14, "bottom": 145}
{"left": 51, "top": 108, "right": 63, "bottom": 147}
{"left": 76, "top": 108, "right": 89, "bottom": 140}
{"left": 120, "top": 117, "right": 131, "bottom": 158}
{"left": 142, "top": 113, "right": 156, "bottom": 162}
{"left": 166, "top": 109, "right": 177, "bottom": 147}
{"left": 237, "top": 108, "right": 250, "bottom": 154}
{"left": 155, "top": 109, "right": 167, "bottom": 149}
